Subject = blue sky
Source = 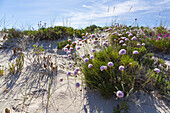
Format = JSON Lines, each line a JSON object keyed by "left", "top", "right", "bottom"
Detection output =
{"left": 0, "top": 0, "right": 170, "bottom": 30}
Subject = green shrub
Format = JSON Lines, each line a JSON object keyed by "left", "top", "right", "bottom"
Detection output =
{"left": 7, "top": 28, "right": 23, "bottom": 38}
{"left": 57, "top": 40, "right": 72, "bottom": 49}
{"left": 27, "top": 26, "right": 74, "bottom": 40}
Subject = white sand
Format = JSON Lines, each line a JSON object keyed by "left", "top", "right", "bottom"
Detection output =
{"left": 0, "top": 33, "right": 169, "bottom": 113}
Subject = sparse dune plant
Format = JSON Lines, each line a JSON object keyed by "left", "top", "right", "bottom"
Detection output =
{"left": 8, "top": 51, "right": 25, "bottom": 74}
{"left": 8, "top": 62, "right": 16, "bottom": 74}
{"left": 0, "top": 65, "right": 4, "bottom": 76}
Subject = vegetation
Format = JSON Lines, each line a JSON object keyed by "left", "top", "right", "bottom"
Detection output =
{"left": 8, "top": 49, "right": 24, "bottom": 74}
{"left": 64, "top": 25, "right": 170, "bottom": 99}
{"left": 3, "top": 24, "right": 104, "bottom": 41}
{"left": 0, "top": 22, "right": 170, "bottom": 112}
{"left": 57, "top": 40, "right": 72, "bottom": 49}
{"left": 141, "top": 26, "right": 170, "bottom": 53}
{"left": 0, "top": 65, "right": 4, "bottom": 76}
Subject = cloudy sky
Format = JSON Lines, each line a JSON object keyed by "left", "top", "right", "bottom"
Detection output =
{"left": 0, "top": 0, "right": 170, "bottom": 30}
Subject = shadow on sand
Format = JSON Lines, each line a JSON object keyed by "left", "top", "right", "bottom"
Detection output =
{"left": 82, "top": 91, "right": 170, "bottom": 113}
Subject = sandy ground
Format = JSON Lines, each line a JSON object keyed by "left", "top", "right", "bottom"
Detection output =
{"left": 0, "top": 33, "right": 170, "bottom": 113}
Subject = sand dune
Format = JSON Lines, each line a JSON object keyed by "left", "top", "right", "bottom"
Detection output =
{"left": 0, "top": 33, "right": 169, "bottom": 113}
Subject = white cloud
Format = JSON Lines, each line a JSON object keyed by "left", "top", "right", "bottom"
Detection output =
{"left": 82, "top": 4, "right": 92, "bottom": 8}
{"left": 155, "top": 0, "right": 170, "bottom": 5}
{"left": 7, "top": 0, "right": 167, "bottom": 29}
{"left": 56, "top": 0, "right": 156, "bottom": 28}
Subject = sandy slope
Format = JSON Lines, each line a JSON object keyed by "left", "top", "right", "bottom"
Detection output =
{"left": 0, "top": 34, "right": 169, "bottom": 113}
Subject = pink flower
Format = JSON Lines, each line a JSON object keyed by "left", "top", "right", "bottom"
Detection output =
{"left": 154, "top": 68, "right": 160, "bottom": 73}
{"left": 72, "top": 42, "right": 76, "bottom": 45}
{"left": 103, "top": 66, "right": 107, "bottom": 70}
{"left": 133, "top": 50, "right": 139, "bottom": 55}
{"left": 116, "top": 91, "right": 124, "bottom": 98}
{"left": 119, "top": 49, "right": 126, "bottom": 55}
{"left": 91, "top": 34, "right": 95, "bottom": 37}
{"left": 77, "top": 46, "right": 80, "bottom": 50}
{"left": 131, "top": 36, "right": 137, "bottom": 41}
{"left": 142, "top": 43, "right": 145, "bottom": 46}
{"left": 86, "top": 33, "right": 88, "bottom": 36}
{"left": 76, "top": 82, "right": 80, "bottom": 88}
{"left": 126, "top": 31, "right": 130, "bottom": 34}
{"left": 118, "top": 34, "right": 122, "bottom": 37}
{"left": 67, "top": 51, "right": 71, "bottom": 54}
{"left": 128, "top": 33, "right": 133, "bottom": 37}
{"left": 93, "top": 40, "right": 97, "bottom": 44}
{"left": 68, "top": 39, "right": 72, "bottom": 42}
{"left": 82, "top": 55, "right": 85, "bottom": 58}
{"left": 157, "top": 37, "right": 161, "bottom": 40}
{"left": 112, "top": 32, "right": 117, "bottom": 35}
{"left": 121, "top": 37, "right": 126, "bottom": 40}
{"left": 75, "top": 67, "right": 80, "bottom": 72}
{"left": 68, "top": 54, "right": 72, "bottom": 58}
{"left": 78, "top": 43, "right": 82, "bottom": 46}
{"left": 92, "top": 49, "right": 96, "bottom": 52}
{"left": 123, "top": 43, "right": 126, "bottom": 46}
{"left": 119, "top": 66, "right": 125, "bottom": 71}
{"left": 100, "top": 66, "right": 105, "bottom": 71}
{"left": 88, "top": 64, "right": 93, "bottom": 68}
{"left": 64, "top": 48, "right": 68, "bottom": 52}
{"left": 67, "top": 72, "right": 71, "bottom": 76}
{"left": 70, "top": 47, "right": 73, "bottom": 51}
{"left": 137, "top": 43, "right": 140, "bottom": 46}
{"left": 69, "top": 64, "right": 72, "bottom": 68}
{"left": 108, "top": 28, "right": 112, "bottom": 30}
{"left": 84, "top": 58, "right": 89, "bottom": 63}
{"left": 108, "top": 62, "right": 114, "bottom": 67}
{"left": 74, "top": 70, "right": 78, "bottom": 75}
{"left": 119, "top": 40, "right": 124, "bottom": 44}
{"left": 102, "top": 35, "right": 105, "bottom": 38}
{"left": 60, "top": 77, "right": 63, "bottom": 82}
{"left": 103, "top": 42, "right": 107, "bottom": 46}
{"left": 125, "top": 38, "right": 129, "bottom": 41}
{"left": 90, "top": 55, "right": 94, "bottom": 59}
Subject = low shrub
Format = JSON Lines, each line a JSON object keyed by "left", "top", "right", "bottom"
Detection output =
{"left": 57, "top": 40, "right": 72, "bottom": 49}
{"left": 7, "top": 28, "right": 23, "bottom": 39}
{"left": 24, "top": 26, "right": 74, "bottom": 40}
